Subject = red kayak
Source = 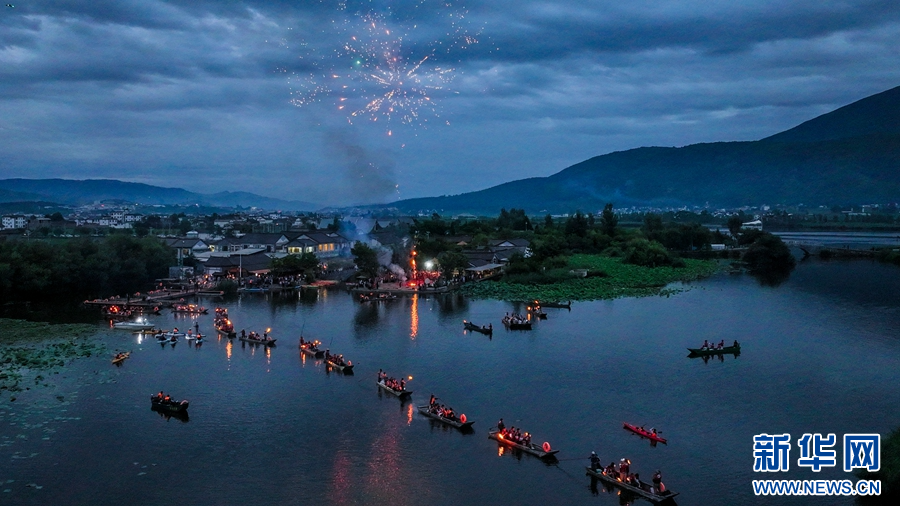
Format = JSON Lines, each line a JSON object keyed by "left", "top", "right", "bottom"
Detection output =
{"left": 623, "top": 422, "right": 667, "bottom": 444}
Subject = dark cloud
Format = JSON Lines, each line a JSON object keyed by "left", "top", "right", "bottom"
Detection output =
{"left": 1, "top": 0, "right": 900, "bottom": 203}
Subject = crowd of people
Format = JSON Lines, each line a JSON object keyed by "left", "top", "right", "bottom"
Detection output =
{"left": 699, "top": 339, "right": 739, "bottom": 350}
{"left": 495, "top": 418, "right": 533, "bottom": 447}
{"left": 588, "top": 454, "right": 667, "bottom": 495}
{"left": 240, "top": 329, "right": 274, "bottom": 343}
{"left": 377, "top": 370, "right": 406, "bottom": 391}
{"left": 298, "top": 336, "right": 321, "bottom": 351}
{"left": 325, "top": 349, "right": 350, "bottom": 367}
{"left": 426, "top": 395, "right": 459, "bottom": 421}
{"left": 214, "top": 308, "right": 234, "bottom": 334}
{"left": 502, "top": 313, "right": 530, "bottom": 326}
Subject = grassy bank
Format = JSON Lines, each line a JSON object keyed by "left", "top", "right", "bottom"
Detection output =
{"left": 459, "top": 254, "right": 720, "bottom": 301}
{"left": 0, "top": 319, "right": 104, "bottom": 398}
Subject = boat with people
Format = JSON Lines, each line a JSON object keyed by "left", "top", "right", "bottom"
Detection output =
{"left": 488, "top": 427, "right": 558, "bottom": 460}
{"left": 585, "top": 465, "right": 678, "bottom": 503}
{"left": 156, "top": 334, "right": 177, "bottom": 344}
{"left": 238, "top": 330, "right": 276, "bottom": 346}
{"left": 359, "top": 293, "right": 398, "bottom": 302}
{"left": 171, "top": 304, "right": 208, "bottom": 314}
{"left": 376, "top": 370, "right": 412, "bottom": 398}
{"left": 298, "top": 337, "right": 325, "bottom": 357}
{"left": 418, "top": 397, "right": 473, "bottom": 430}
{"left": 623, "top": 422, "right": 667, "bottom": 444}
{"left": 213, "top": 309, "right": 236, "bottom": 338}
{"left": 527, "top": 303, "right": 548, "bottom": 319}
{"left": 502, "top": 314, "right": 532, "bottom": 330}
{"left": 111, "top": 352, "right": 130, "bottom": 365}
{"left": 113, "top": 319, "right": 155, "bottom": 330}
{"left": 133, "top": 328, "right": 163, "bottom": 336}
{"left": 688, "top": 339, "right": 741, "bottom": 356}
{"left": 150, "top": 392, "right": 189, "bottom": 413}
{"left": 463, "top": 320, "right": 493, "bottom": 335}
{"left": 324, "top": 350, "right": 354, "bottom": 373}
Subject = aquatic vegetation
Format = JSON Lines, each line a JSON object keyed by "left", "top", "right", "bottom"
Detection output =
{"left": 0, "top": 319, "right": 104, "bottom": 394}
{"left": 459, "top": 255, "right": 720, "bottom": 301}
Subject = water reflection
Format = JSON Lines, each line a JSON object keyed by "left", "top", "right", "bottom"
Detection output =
{"left": 436, "top": 293, "right": 468, "bottom": 317}
{"left": 410, "top": 295, "right": 418, "bottom": 339}
{"left": 150, "top": 406, "right": 190, "bottom": 423}
{"left": 354, "top": 303, "right": 380, "bottom": 329}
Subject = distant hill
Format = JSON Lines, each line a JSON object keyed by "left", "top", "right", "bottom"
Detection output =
{"left": 0, "top": 179, "right": 318, "bottom": 211}
{"left": 385, "top": 85, "right": 900, "bottom": 214}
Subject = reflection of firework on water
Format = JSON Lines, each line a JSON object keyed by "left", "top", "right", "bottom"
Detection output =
{"left": 289, "top": 0, "right": 479, "bottom": 131}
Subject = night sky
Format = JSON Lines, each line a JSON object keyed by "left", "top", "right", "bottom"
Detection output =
{"left": 3, "top": 1, "right": 900, "bottom": 206}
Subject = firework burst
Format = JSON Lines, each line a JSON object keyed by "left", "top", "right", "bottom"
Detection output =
{"left": 289, "top": 1, "right": 479, "bottom": 132}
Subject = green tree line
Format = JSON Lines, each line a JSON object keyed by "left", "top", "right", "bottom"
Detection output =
{"left": 0, "top": 236, "right": 174, "bottom": 302}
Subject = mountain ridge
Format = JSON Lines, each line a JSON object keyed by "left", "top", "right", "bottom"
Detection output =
{"left": 381, "top": 85, "right": 900, "bottom": 213}
{"left": 0, "top": 178, "right": 319, "bottom": 211}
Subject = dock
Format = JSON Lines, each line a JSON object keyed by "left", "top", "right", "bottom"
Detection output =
{"left": 84, "top": 288, "right": 202, "bottom": 308}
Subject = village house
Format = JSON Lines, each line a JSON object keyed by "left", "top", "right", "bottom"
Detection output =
{"left": 289, "top": 231, "right": 352, "bottom": 258}
{"left": 1, "top": 215, "right": 28, "bottom": 229}
{"left": 164, "top": 237, "right": 210, "bottom": 263}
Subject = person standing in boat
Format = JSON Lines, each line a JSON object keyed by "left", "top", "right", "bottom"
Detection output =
{"left": 429, "top": 394, "right": 436, "bottom": 407}
{"left": 590, "top": 451, "right": 601, "bottom": 470}
{"left": 652, "top": 470, "right": 662, "bottom": 493}
{"left": 241, "top": 329, "right": 246, "bottom": 338}
{"left": 497, "top": 418, "right": 505, "bottom": 431}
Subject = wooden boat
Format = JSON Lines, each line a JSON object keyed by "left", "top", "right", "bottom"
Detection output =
{"left": 214, "top": 317, "right": 236, "bottom": 338}
{"left": 299, "top": 340, "right": 325, "bottom": 358}
{"left": 111, "top": 352, "right": 130, "bottom": 365}
{"left": 687, "top": 344, "right": 740, "bottom": 356}
{"left": 585, "top": 467, "right": 679, "bottom": 503}
{"left": 539, "top": 301, "right": 571, "bottom": 309}
{"left": 171, "top": 304, "right": 208, "bottom": 314}
{"left": 325, "top": 356, "right": 354, "bottom": 373}
{"left": 215, "top": 326, "right": 236, "bottom": 338}
{"left": 239, "top": 335, "right": 276, "bottom": 346}
{"left": 463, "top": 320, "right": 493, "bottom": 335}
{"left": 417, "top": 405, "right": 474, "bottom": 430}
{"left": 502, "top": 319, "right": 532, "bottom": 330}
{"left": 377, "top": 380, "right": 412, "bottom": 398}
{"left": 488, "top": 430, "right": 559, "bottom": 460}
{"left": 239, "top": 287, "right": 267, "bottom": 293}
{"left": 623, "top": 422, "right": 667, "bottom": 444}
{"left": 150, "top": 395, "right": 189, "bottom": 413}
{"left": 113, "top": 319, "right": 155, "bottom": 330}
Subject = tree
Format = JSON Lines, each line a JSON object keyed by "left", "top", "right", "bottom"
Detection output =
{"left": 600, "top": 203, "right": 618, "bottom": 236}
{"left": 48, "top": 212, "right": 65, "bottom": 222}
{"left": 544, "top": 214, "right": 553, "bottom": 230}
{"left": 271, "top": 252, "right": 319, "bottom": 276}
{"left": 351, "top": 241, "right": 380, "bottom": 278}
{"left": 437, "top": 251, "right": 469, "bottom": 279}
{"left": 726, "top": 215, "right": 744, "bottom": 239}
{"left": 642, "top": 213, "right": 663, "bottom": 239}
{"left": 743, "top": 232, "right": 796, "bottom": 275}
{"left": 565, "top": 211, "right": 589, "bottom": 238}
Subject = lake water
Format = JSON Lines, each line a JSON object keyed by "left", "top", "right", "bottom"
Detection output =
{"left": 2, "top": 258, "right": 899, "bottom": 506}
